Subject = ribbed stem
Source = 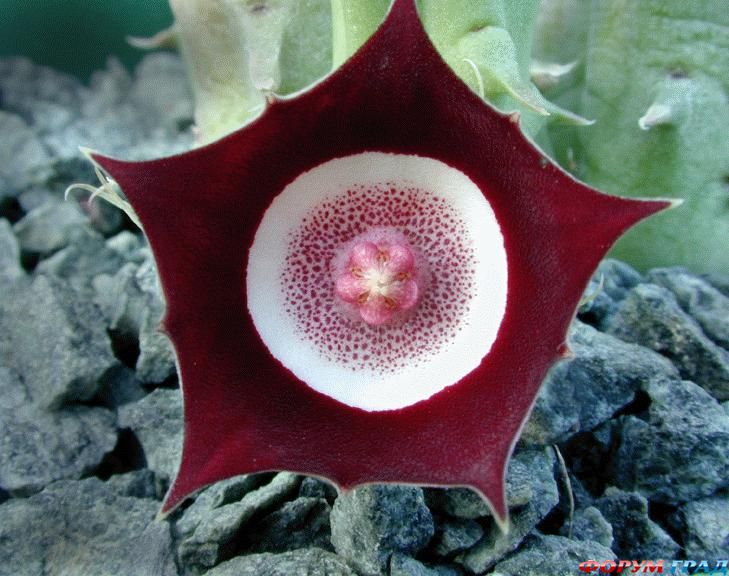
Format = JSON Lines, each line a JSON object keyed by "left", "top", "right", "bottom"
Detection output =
{"left": 330, "top": 0, "right": 389, "bottom": 68}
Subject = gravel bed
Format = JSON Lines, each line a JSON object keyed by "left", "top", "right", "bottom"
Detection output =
{"left": 0, "top": 54, "right": 727, "bottom": 576}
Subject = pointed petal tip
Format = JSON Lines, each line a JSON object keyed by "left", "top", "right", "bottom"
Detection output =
{"left": 620, "top": 195, "right": 677, "bottom": 221}
{"left": 78, "top": 146, "right": 104, "bottom": 165}
{"left": 264, "top": 91, "right": 280, "bottom": 107}
{"left": 666, "top": 197, "right": 685, "bottom": 209}
{"left": 493, "top": 508, "right": 511, "bottom": 534}
{"left": 80, "top": 147, "right": 114, "bottom": 169}
{"left": 465, "top": 477, "right": 510, "bottom": 534}
{"left": 558, "top": 343, "right": 575, "bottom": 360}
{"left": 478, "top": 486, "right": 510, "bottom": 534}
{"left": 647, "top": 196, "right": 681, "bottom": 213}
{"left": 159, "top": 481, "right": 189, "bottom": 519}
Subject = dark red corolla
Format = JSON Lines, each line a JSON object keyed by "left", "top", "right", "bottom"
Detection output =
{"left": 90, "top": 0, "right": 668, "bottom": 527}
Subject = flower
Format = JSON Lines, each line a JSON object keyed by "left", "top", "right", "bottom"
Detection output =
{"left": 89, "top": 0, "right": 668, "bottom": 527}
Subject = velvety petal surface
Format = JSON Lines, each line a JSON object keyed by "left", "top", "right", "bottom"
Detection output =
{"left": 91, "top": 0, "right": 669, "bottom": 526}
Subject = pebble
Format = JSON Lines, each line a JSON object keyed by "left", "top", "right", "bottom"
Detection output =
{"left": 0, "top": 477, "right": 177, "bottom": 576}
{"left": 330, "top": 485, "right": 435, "bottom": 576}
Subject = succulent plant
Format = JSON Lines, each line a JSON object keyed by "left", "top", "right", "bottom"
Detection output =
{"left": 534, "top": 0, "right": 729, "bottom": 273}
{"left": 72, "top": 0, "right": 668, "bottom": 529}
{"left": 99, "top": 0, "right": 727, "bottom": 275}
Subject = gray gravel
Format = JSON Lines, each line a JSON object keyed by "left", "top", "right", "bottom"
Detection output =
{"left": 0, "top": 273, "right": 118, "bottom": 409}
{"left": 520, "top": 320, "right": 678, "bottom": 445}
{"left": 118, "top": 387, "right": 183, "bottom": 485}
{"left": 607, "top": 282, "right": 729, "bottom": 400}
{"left": 595, "top": 487, "right": 680, "bottom": 560}
{"left": 610, "top": 378, "right": 729, "bottom": 504}
{"left": 454, "top": 449, "right": 559, "bottom": 574}
{"left": 490, "top": 534, "right": 616, "bottom": 576}
{"left": 0, "top": 476, "right": 177, "bottom": 576}
{"left": 204, "top": 548, "right": 356, "bottom": 576}
{"left": 672, "top": 493, "right": 729, "bottom": 560}
{"left": 1, "top": 53, "right": 729, "bottom": 575}
{"left": 0, "top": 219, "right": 23, "bottom": 282}
{"left": 94, "top": 254, "right": 176, "bottom": 383}
{"left": 330, "top": 485, "right": 435, "bottom": 576}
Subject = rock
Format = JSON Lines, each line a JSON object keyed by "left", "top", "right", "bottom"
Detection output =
{"left": 433, "top": 519, "right": 484, "bottom": 557}
{"left": 596, "top": 487, "right": 679, "bottom": 559}
{"left": 17, "top": 185, "right": 55, "bottom": 212}
{"left": 563, "top": 473, "right": 596, "bottom": 512}
{"left": 648, "top": 267, "right": 729, "bottom": 350}
{"left": 13, "top": 200, "right": 88, "bottom": 255}
{"left": 0, "top": 367, "right": 27, "bottom": 409}
{"left": 204, "top": 548, "right": 355, "bottom": 576}
{"left": 106, "top": 230, "right": 146, "bottom": 262}
{"left": 118, "top": 388, "right": 183, "bottom": 485}
{"left": 0, "top": 477, "right": 177, "bottom": 576}
{"left": 94, "top": 255, "right": 176, "bottom": 383}
{"left": 178, "top": 472, "right": 300, "bottom": 569}
{"left": 240, "top": 496, "right": 332, "bottom": 553}
{"left": 330, "top": 485, "right": 434, "bottom": 576}
{"left": 129, "top": 53, "right": 194, "bottom": 132}
{"left": 36, "top": 226, "right": 127, "bottom": 286}
{"left": 455, "top": 449, "right": 559, "bottom": 574}
{"left": 176, "top": 474, "right": 263, "bottom": 538}
{"left": 606, "top": 283, "right": 729, "bottom": 400}
{"left": 0, "top": 219, "right": 23, "bottom": 282}
{"left": 0, "top": 369, "right": 116, "bottom": 496}
{"left": 427, "top": 446, "right": 561, "bottom": 522}
{"left": 51, "top": 55, "right": 192, "bottom": 161}
{"left": 94, "top": 261, "right": 144, "bottom": 333}
{"left": 105, "top": 469, "right": 159, "bottom": 500}
{"left": 425, "top": 487, "right": 490, "bottom": 520}
{"left": 672, "top": 494, "right": 729, "bottom": 560}
{"left": 0, "top": 398, "right": 117, "bottom": 496}
{"left": 390, "top": 554, "right": 462, "bottom": 576}
{"left": 578, "top": 259, "right": 644, "bottom": 328}
{"left": 299, "top": 476, "right": 338, "bottom": 502}
{"left": 82, "top": 58, "right": 133, "bottom": 118}
{"left": 491, "top": 534, "right": 616, "bottom": 576}
{"left": 97, "top": 364, "right": 147, "bottom": 408}
{"left": 0, "top": 110, "right": 51, "bottom": 198}
{"left": 134, "top": 258, "right": 176, "bottom": 382}
{"left": 40, "top": 58, "right": 191, "bottom": 162}
{"left": 0, "top": 274, "right": 118, "bottom": 408}
{"left": 521, "top": 321, "right": 678, "bottom": 445}
{"left": 703, "top": 271, "right": 729, "bottom": 298}
{"left": 610, "top": 378, "right": 729, "bottom": 505}
{"left": 561, "top": 506, "right": 613, "bottom": 548}
{"left": 0, "top": 58, "right": 87, "bottom": 134}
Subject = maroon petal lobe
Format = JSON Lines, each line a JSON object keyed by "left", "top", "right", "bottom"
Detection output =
{"left": 90, "top": 0, "right": 669, "bottom": 527}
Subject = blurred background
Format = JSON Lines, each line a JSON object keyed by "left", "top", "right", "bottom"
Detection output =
{"left": 0, "top": 0, "right": 172, "bottom": 79}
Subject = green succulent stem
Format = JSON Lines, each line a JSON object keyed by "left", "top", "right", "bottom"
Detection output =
{"left": 330, "top": 0, "right": 588, "bottom": 136}
{"left": 535, "top": 0, "right": 729, "bottom": 273}
{"left": 169, "top": 0, "right": 266, "bottom": 143}
{"left": 170, "top": 0, "right": 332, "bottom": 144}
{"left": 330, "top": 0, "right": 389, "bottom": 69}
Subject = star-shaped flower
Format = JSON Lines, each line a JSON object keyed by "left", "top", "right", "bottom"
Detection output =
{"left": 89, "top": 0, "right": 668, "bottom": 527}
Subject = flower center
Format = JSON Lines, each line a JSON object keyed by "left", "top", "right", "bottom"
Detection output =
{"left": 247, "top": 152, "right": 508, "bottom": 411}
{"left": 331, "top": 228, "right": 426, "bottom": 326}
